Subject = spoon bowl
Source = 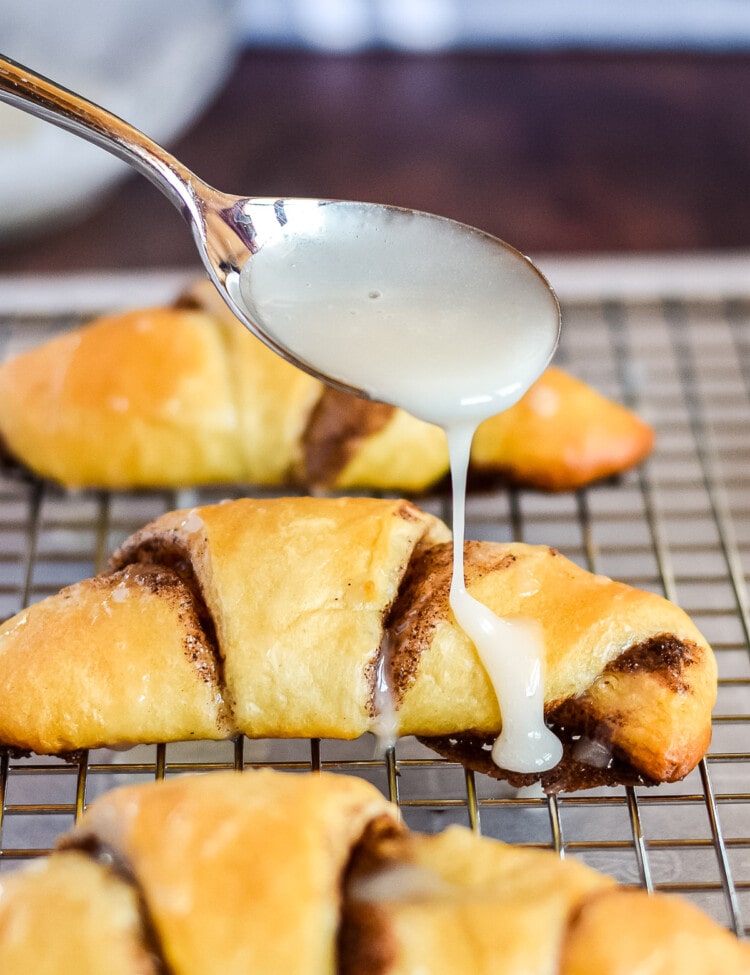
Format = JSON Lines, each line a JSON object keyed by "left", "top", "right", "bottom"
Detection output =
{"left": 0, "top": 53, "right": 560, "bottom": 410}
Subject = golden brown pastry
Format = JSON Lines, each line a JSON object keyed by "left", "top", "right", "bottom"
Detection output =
{"left": 0, "top": 770, "right": 747, "bottom": 974}
{"left": 0, "top": 851, "right": 158, "bottom": 975}
{"left": 469, "top": 366, "right": 654, "bottom": 492}
{"left": 559, "top": 886, "right": 750, "bottom": 975}
{"left": 0, "top": 497, "right": 715, "bottom": 791}
{"left": 0, "top": 279, "right": 654, "bottom": 492}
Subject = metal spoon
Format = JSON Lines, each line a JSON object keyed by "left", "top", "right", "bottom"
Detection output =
{"left": 0, "top": 53, "right": 560, "bottom": 406}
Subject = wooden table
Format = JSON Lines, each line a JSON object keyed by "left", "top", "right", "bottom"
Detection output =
{"left": 2, "top": 48, "right": 750, "bottom": 273}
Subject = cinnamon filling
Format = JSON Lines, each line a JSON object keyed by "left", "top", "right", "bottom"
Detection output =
{"left": 110, "top": 537, "right": 218, "bottom": 658}
{"left": 303, "top": 386, "right": 395, "bottom": 486}
{"left": 337, "top": 816, "right": 405, "bottom": 975}
{"left": 109, "top": 540, "right": 233, "bottom": 726}
{"left": 59, "top": 834, "right": 173, "bottom": 975}
{"left": 375, "top": 540, "right": 520, "bottom": 714}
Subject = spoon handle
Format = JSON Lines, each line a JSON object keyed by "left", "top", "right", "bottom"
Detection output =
{"left": 0, "top": 53, "right": 205, "bottom": 223}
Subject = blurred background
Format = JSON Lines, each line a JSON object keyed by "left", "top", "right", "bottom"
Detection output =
{"left": 2, "top": 0, "right": 750, "bottom": 273}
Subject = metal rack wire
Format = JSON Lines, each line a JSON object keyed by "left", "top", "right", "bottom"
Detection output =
{"left": 0, "top": 276, "right": 748, "bottom": 939}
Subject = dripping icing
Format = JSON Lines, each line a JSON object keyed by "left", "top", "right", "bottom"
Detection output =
{"left": 372, "top": 631, "right": 398, "bottom": 756}
{"left": 448, "top": 422, "right": 562, "bottom": 773}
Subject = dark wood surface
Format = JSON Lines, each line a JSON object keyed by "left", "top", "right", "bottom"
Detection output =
{"left": 3, "top": 48, "right": 750, "bottom": 273}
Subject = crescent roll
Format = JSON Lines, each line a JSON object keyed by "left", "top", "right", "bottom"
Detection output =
{"left": 0, "top": 496, "right": 715, "bottom": 790}
{"left": 0, "top": 279, "right": 653, "bottom": 492}
{"left": 0, "top": 770, "right": 747, "bottom": 974}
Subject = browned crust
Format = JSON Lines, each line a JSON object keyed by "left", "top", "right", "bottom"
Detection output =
{"left": 113, "top": 500, "right": 434, "bottom": 722}
{"left": 0, "top": 558, "right": 228, "bottom": 760}
{"left": 420, "top": 730, "right": 657, "bottom": 794}
{"left": 302, "top": 387, "right": 396, "bottom": 487}
{"left": 604, "top": 634, "right": 700, "bottom": 693}
{"left": 559, "top": 885, "right": 750, "bottom": 971}
{"left": 383, "top": 534, "right": 707, "bottom": 789}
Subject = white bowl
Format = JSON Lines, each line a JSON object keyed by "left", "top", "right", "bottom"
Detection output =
{"left": 0, "top": 0, "right": 239, "bottom": 240}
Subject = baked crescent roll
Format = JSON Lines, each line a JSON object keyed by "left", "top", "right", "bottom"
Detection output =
{"left": 0, "top": 770, "right": 747, "bottom": 973}
{"left": 343, "top": 813, "right": 750, "bottom": 975}
{"left": 0, "top": 279, "right": 654, "bottom": 492}
{"left": 0, "top": 497, "right": 715, "bottom": 790}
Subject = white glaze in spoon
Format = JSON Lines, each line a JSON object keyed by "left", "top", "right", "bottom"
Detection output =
{"left": 233, "top": 201, "right": 557, "bottom": 424}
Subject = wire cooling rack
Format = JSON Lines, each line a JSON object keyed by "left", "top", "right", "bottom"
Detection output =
{"left": 0, "top": 263, "right": 748, "bottom": 938}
